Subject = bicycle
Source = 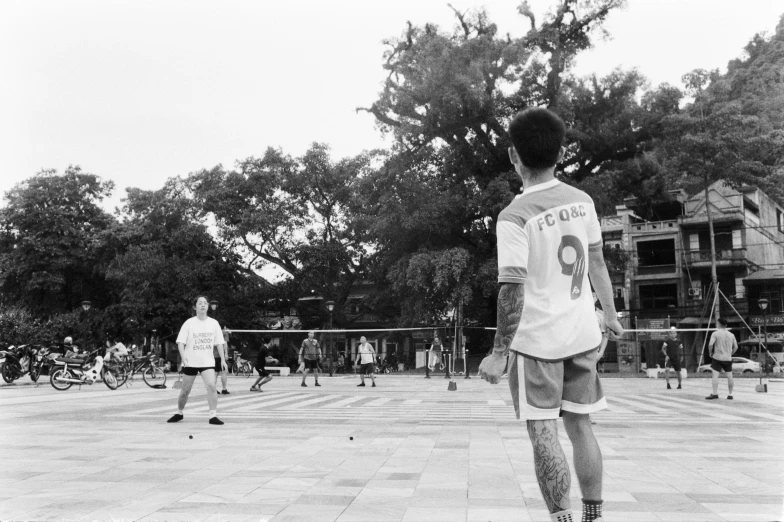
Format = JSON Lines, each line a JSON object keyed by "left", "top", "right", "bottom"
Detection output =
{"left": 104, "top": 352, "right": 166, "bottom": 388}
{"left": 231, "top": 354, "right": 254, "bottom": 378}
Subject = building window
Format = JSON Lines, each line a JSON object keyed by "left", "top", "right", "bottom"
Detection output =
{"left": 637, "top": 239, "right": 676, "bottom": 266}
{"left": 639, "top": 284, "right": 678, "bottom": 310}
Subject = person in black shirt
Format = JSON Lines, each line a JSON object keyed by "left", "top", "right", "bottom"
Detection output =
{"left": 250, "top": 337, "right": 277, "bottom": 392}
{"left": 661, "top": 327, "right": 684, "bottom": 390}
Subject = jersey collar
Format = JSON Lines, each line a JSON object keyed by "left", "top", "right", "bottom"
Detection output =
{"left": 521, "top": 178, "right": 560, "bottom": 196}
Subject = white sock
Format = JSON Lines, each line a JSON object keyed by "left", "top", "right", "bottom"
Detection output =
{"left": 177, "top": 409, "right": 183, "bottom": 415}
{"left": 209, "top": 410, "right": 217, "bottom": 418}
{"left": 550, "top": 510, "right": 573, "bottom": 522}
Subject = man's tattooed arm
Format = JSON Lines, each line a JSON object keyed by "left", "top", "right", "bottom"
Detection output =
{"left": 492, "top": 283, "right": 525, "bottom": 357}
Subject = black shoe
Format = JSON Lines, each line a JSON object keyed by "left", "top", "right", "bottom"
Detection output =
{"left": 315, "top": 382, "right": 321, "bottom": 387}
{"left": 727, "top": 395, "right": 733, "bottom": 400}
{"left": 705, "top": 394, "right": 719, "bottom": 400}
{"left": 220, "top": 390, "right": 230, "bottom": 395}
{"left": 372, "top": 383, "right": 376, "bottom": 387}
{"left": 357, "top": 383, "right": 365, "bottom": 387}
{"left": 209, "top": 417, "right": 224, "bottom": 425}
{"left": 677, "top": 385, "right": 682, "bottom": 389}
{"left": 667, "top": 383, "right": 671, "bottom": 390}
{"left": 167, "top": 414, "right": 184, "bottom": 423}
{"left": 301, "top": 382, "right": 307, "bottom": 387}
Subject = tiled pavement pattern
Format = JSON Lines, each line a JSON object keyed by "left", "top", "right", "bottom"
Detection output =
{"left": 1, "top": 375, "right": 782, "bottom": 522}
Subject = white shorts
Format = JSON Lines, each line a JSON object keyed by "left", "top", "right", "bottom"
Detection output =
{"left": 508, "top": 349, "right": 607, "bottom": 421}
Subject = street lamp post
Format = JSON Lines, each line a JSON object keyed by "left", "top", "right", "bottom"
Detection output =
{"left": 210, "top": 300, "right": 218, "bottom": 312}
{"left": 325, "top": 301, "right": 335, "bottom": 377}
{"left": 81, "top": 300, "right": 92, "bottom": 312}
{"left": 758, "top": 298, "right": 769, "bottom": 392}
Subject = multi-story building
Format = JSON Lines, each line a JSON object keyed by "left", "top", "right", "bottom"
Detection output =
{"left": 601, "top": 181, "right": 784, "bottom": 372}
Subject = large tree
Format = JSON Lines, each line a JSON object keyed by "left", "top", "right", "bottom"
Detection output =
{"left": 100, "top": 179, "right": 259, "bottom": 340}
{"left": 0, "top": 166, "right": 115, "bottom": 314}
{"left": 358, "top": 1, "right": 685, "bottom": 325}
{"left": 186, "top": 144, "right": 378, "bottom": 327}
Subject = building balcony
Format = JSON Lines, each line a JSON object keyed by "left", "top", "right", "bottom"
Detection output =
{"left": 683, "top": 248, "right": 747, "bottom": 267}
{"left": 634, "top": 264, "right": 677, "bottom": 276}
{"left": 682, "top": 296, "right": 749, "bottom": 318}
{"left": 629, "top": 220, "right": 679, "bottom": 234}
{"left": 680, "top": 209, "right": 744, "bottom": 226}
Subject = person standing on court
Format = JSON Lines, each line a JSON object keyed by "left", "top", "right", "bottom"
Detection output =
{"left": 168, "top": 296, "right": 227, "bottom": 425}
{"left": 355, "top": 336, "right": 377, "bottom": 387}
{"left": 214, "top": 339, "right": 230, "bottom": 395}
{"left": 705, "top": 317, "right": 738, "bottom": 400}
{"left": 299, "top": 331, "right": 322, "bottom": 387}
{"left": 661, "top": 326, "right": 684, "bottom": 390}
{"left": 250, "top": 337, "right": 277, "bottom": 392}
{"left": 479, "top": 107, "right": 623, "bottom": 522}
{"left": 428, "top": 334, "right": 443, "bottom": 371}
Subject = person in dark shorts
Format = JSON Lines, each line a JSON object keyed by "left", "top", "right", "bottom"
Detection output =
{"left": 214, "top": 341, "right": 230, "bottom": 395}
{"left": 355, "top": 336, "right": 377, "bottom": 387}
{"left": 706, "top": 318, "right": 738, "bottom": 400}
{"left": 661, "top": 327, "right": 684, "bottom": 390}
{"left": 250, "top": 337, "right": 278, "bottom": 392}
{"left": 168, "top": 296, "right": 226, "bottom": 425}
{"left": 299, "top": 331, "right": 322, "bottom": 387}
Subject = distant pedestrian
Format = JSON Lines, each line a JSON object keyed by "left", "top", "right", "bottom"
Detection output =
{"left": 355, "top": 336, "right": 377, "bottom": 387}
{"left": 428, "top": 335, "right": 444, "bottom": 371}
{"left": 250, "top": 337, "right": 277, "bottom": 392}
{"left": 299, "top": 332, "right": 322, "bottom": 387}
{"left": 661, "top": 326, "right": 684, "bottom": 390}
{"left": 706, "top": 318, "right": 738, "bottom": 400}
{"left": 168, "top": 296, "right": 226, "bottom": 425}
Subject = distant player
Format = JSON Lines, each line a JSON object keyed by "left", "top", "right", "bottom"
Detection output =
{"left": 299, "top": 331, "right": 322, "bottom": 387}
{"left": 706, "top": 318, "right": 738, "bottom": 400}
{"left": 661, "top": 326, "right": 684, "bottom": 390}
{"left": 250, "top": 337, "right": 277, "bottom": 392}
{"left": 168, "top": 296, "right": 226, "bottom": 425}
{"left": 355, "top": 336, "right": 377, "bottom": 387}
{"left": 479, "top": 107, "right": 622, "bottom": 522}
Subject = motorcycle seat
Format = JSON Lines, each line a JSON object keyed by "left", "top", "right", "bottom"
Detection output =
{"left": 56, "top": 357, "right": 88, "bottom": 365}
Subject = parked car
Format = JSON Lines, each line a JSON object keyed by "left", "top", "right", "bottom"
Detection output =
{"left": 698, "top": 357, "right": 761, "bottom": 374}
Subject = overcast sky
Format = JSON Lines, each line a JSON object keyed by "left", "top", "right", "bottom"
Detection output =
{"left": 1, "top": 0, "right": 781, "bottom": 211}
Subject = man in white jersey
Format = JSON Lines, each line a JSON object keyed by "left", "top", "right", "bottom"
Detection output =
{"left": 706, "top": 317, "right": 738, "bottom": 400}
{"left": 355, "top": 336, "right": 377, "bottom": 387}
{"left": 168, "top": 296, "right": 227, "bottom": 425}
{"left": 479, "top": 108, "right": 623, "bottom": 522}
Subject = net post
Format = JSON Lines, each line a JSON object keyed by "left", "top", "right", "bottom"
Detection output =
{"left": 425, "top": 349, "right": 431, "bottom": 379}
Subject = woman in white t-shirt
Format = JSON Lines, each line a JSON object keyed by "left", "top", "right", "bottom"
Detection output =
{"left": 167, "top": 296, "right": 227, "bottom": 425}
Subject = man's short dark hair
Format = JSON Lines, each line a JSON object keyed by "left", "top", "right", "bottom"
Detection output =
{"left": 717, "top": 317, "right": 728, "bottom": 327}
{"left": 262, "top": 336, "right": 271, "bottom": 344}
{"left": 508, "top": 107, "right": 566, "bottom": 170}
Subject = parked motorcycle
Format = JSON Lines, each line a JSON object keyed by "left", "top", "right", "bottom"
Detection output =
{"left": 29, "top": 346, "right": 54, "bottom": 383}
{"left": 0, "top": 344, "right": 35, "bottom": 384}
{"left": 49, "top": 349, "right": 117, "bottom": 391}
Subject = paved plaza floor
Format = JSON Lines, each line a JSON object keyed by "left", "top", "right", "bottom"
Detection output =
{"left": 1, "top": 373, "right": 782, "bottom": 522}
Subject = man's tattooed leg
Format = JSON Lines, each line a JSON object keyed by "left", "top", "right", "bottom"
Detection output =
{"left": 527, "top": 419, "right": 571, "bottom": 513}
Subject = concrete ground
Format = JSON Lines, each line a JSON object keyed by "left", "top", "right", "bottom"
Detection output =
{"left": 1, "top": 372, "right": 782, "bottom": 522}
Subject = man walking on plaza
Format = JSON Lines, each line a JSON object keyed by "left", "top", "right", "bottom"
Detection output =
{"left": 168, "top": 296, "right": 227, "bottom": 425}
{"left": 706, "top": 318, "right": 738, "bottom": 400}
{"left": 299, "top": 331, "right": 322, "bottom": 387}
{"left": 661, "top": 326, "right": 684, "bottom": 390}
{"left": 479, "top": 107, "right": 623, "bottom": 522}
{"left": 355, "top": 336, "right": 377, "bottom": 387}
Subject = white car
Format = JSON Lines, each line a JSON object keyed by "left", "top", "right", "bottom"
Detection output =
{"left": 698, "top": 357, "right": 761, "bottom": 374}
